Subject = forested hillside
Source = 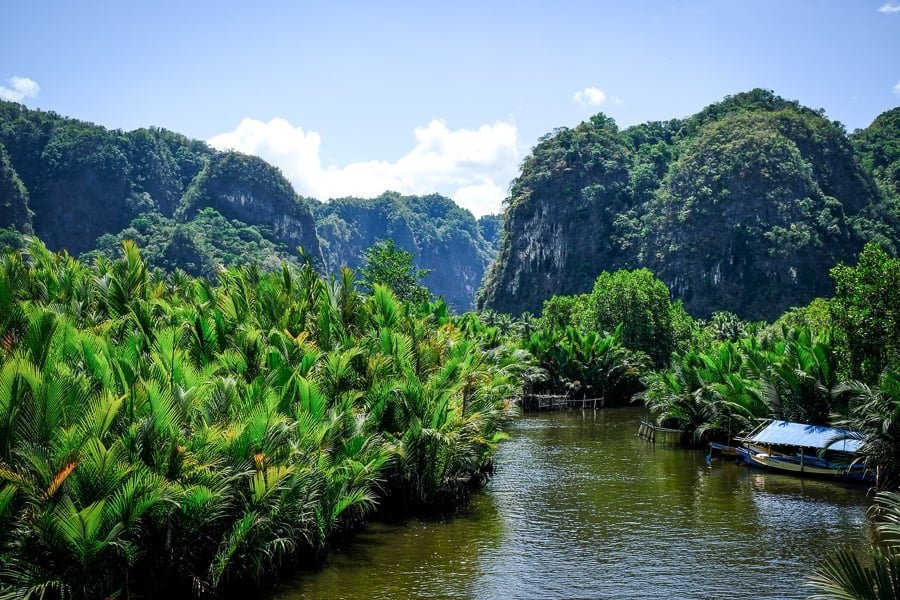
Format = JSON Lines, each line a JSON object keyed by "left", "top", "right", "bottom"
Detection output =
{"left": 851, "top": 106, "right": 900, "bottom": 231}
{"left": 3, "top": 93, "right": 898, "bottom": 319}
{"left": 0, "top": 100, "right": 323, "bottom": 273}
{"left": 478, "top": 90, "right": 900, "bottom": 320}
{"left": 0, "top": 101, "right": 502, "bottom": 308}
{"left": 313, "top": 192, "right": 499, "bottom": 310}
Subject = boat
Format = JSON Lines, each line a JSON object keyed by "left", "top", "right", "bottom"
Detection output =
{"left": 735, "top": 419, "right": 874, "bottom": 484}
{"left": 708, "top": 441, "right": 741, "bottom": 458}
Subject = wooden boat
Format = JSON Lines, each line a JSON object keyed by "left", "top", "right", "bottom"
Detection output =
{"left": 735, "top": 419, "right": 874, "bottom": 484}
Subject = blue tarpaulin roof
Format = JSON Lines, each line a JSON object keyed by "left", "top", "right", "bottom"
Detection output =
{"left": 748, "top": 420, "right": 863, "bottom": 452}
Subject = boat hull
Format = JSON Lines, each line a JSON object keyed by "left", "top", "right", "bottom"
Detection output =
{"left": 737, "top": 446, "right": 874, "bottom": 484}
{"left": 709, "top": 441, "right": 741, "bottom": 457}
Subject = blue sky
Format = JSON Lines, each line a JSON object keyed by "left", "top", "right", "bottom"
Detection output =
{"left": 2, "top": 1, "right": 899, "bottom": 216}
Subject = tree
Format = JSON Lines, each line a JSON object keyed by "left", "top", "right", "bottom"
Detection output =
{"left": 586, "top": 269, "right": 680, "bottom": 366}
{"left": 830, "top": 242, "right": 900, "bottom": 382}
{"left": 359, "top": 239, "right": 432, "bottom": 305}
{"left": 538, "top": 293, "right": 590, "bottom": 331}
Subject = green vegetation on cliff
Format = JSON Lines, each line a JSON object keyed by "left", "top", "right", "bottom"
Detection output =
{"left": 850, "top": 106, "right": 900, "bottom": 249}
{"left": 478, "top": 114, "right": 633, "bottom": 314}
{"left": 0, "top": 103, "right": 500, "bottom": 309}
{"left": 86, "top": 208, "right": 301, "bottom": 278}
{"left": 0, "top": 143, "right": 30, "bottom": 233}
{"left": 0, "top": 99, "right": 321, "bottom": 271}
{"left": 479, "top": 89, "right": 899, "bottom": 320}
{"left": 313, "top": 192, "right": 498, "bottom": 310}
{"left": 476, "top": 213, "right": 503, "bottom": 253}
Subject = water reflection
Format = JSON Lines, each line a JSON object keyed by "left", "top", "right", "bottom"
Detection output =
{"left": 272, "top": 408, "right": 871, "bottom": 600}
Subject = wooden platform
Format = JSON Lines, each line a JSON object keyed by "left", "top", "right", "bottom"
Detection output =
{"left": 637, "top": 420, "right": 683, "bottom": 442}
{"left": 518, "top": 395, "right": 609, "bottom": 411}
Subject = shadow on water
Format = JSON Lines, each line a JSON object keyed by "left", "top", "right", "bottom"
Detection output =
{"left": 270, "top": 407, "right": 872, "bottom": 600}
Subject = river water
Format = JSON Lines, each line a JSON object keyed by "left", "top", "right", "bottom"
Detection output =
{"left": 273, "top": 408, "right": 873, "bottom": 599}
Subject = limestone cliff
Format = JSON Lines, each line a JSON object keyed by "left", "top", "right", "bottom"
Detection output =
{"left": 313, "top": 192, "right": 496, "bottom": 311}
{"left": 0, "top": 142, "right": 31, "bottom": 233}
{"left": 178, "top": 151, "right": 322, "bottom": 264}
{"left": 0, "top": 100, "right": 322, "bottom": 267}
{"left": 478, "top": 90, "right": 897, "bottom": 320}
{"left": 478, "top": 115, "right": 634, "bottom": 315}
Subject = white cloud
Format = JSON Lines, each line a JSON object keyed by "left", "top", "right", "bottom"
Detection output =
{"left": 0, "top": 76, "right": 40, "bottom": 102}
{"left": 209, "top": 118, "right": 518, "bottom": 217}
{"left": 573, "top": 86, "right": 607, "bottom": 106}
{"left": 453, "top": 179, "right": 507, "bottom": 216}
{"left": 894, "top": 81, "right": 900, "bottom": 97}
{"left": 878, "top": 2, "right": 900, "bottom": 12}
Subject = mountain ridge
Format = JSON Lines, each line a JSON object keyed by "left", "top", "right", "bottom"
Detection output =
{"left": 0, "top": 101, "right": 499, "bottom": 309}
{"left": 2, "top": 92, "right": 898, "bottom": 318}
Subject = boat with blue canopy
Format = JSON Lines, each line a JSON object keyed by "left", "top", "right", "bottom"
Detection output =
{"left": 735, "top": 419, "right": 874, "bottom": 484}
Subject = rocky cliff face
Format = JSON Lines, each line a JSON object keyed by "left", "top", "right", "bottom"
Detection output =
{"left": 0, "top": 142, "right": 31, "bottom": 233}
{"left": 641, "top": 111, "right": 866, "bottom": 318}
{"left": 125, "top": 127, "right": 211, "bottom": 218}
{"left": 0, "top": 100, "right": 322, "bottom": 267}
{"left": 3, "top": 117, "right": 145, "bottom": 255}
{"left": 0, "top": 101, "right": 492, "bottom": 305}
{"left": 4, "top": 92, "right": 896, "bottom": 320}
{"left": 178, "top": 151, "right": 322, "bottom": 264}
{"left": 478, "top": 90, "right": 897, "bottom": 320}
{"left": 851, "top": 107, "right": 900, "bottom": 247}
{"left": 478, "top": 115, "right": 633, "bottom": 315}
{"left": 476, "top": 213, "right": 502, "bottom": 253}
{"left": 313, "top": 193, "right": 496, "bottom": 311}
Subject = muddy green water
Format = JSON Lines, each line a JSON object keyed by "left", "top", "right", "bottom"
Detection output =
{"left": 273, "top": 408, "right": 872, "bottom": 599}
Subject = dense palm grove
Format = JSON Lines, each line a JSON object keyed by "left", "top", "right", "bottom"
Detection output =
{"left": 0, "top": 239, "right": 525, "bottom": 598}
{"left": 1, "top": 233, "right": 899, "bottom": 598}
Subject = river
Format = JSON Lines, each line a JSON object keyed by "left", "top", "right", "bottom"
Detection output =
{"left": 272, "top": 407, "right": 873, "bottom": 599}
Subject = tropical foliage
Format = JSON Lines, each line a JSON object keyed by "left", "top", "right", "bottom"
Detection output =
{"left": 0, "top": 238, "right": 521, "bottom": 597}
{"left": 640, "top": 327, "right": 838, "bottom": 445}
{"left": 359, "top": 238, "right": 432, "bottom": 305}
{"left": 830, "top": 242, "right": 900, "bottom": 383}
{"left": 522, "top": 325, "right": 646, "bottom": 404}
{"left": 535, "top": 268, "right": 690, "bottom": 368}
{"left": 833, "top": 371, "right": 900, "bottom": 490}
{"left": 808, "top": 490, "right": 900, "bottom": 599}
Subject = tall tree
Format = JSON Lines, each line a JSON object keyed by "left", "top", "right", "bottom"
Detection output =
{"left": 830, "top": 242, "right": 900, "bottom": 382}
{"left": 359, "top": 239, "right": 432, "bottom": 305}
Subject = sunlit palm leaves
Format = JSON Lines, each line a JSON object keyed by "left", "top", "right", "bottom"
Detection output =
{"left": 0, "top": 238, "right": 519, "bottom": 597}
{"left": 642, "top": 327, "right": 846, "bottom": 445}
{"left": 833, "top": 371, "right": 900, "bottom": 490}
{"left": 808, "top": 491, "right": 900, "bottom": 599}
